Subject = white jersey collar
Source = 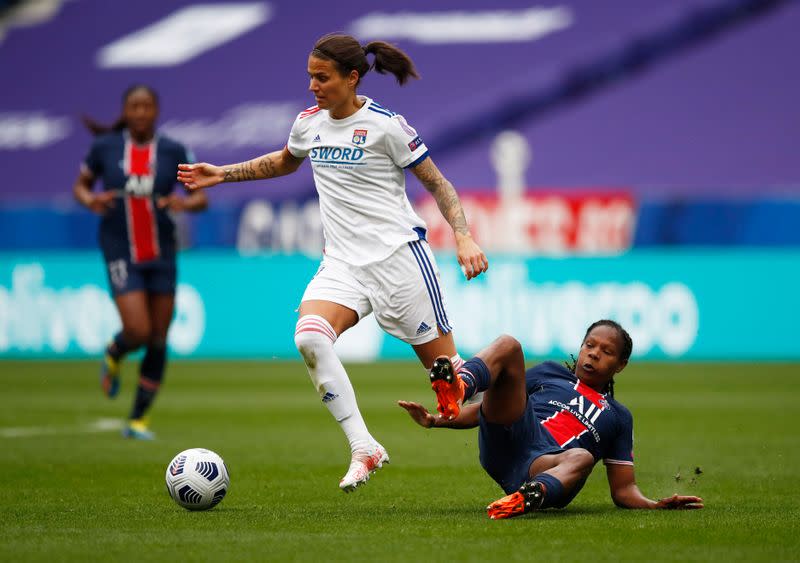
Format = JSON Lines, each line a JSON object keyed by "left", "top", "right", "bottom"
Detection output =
{"left": 326, "top": 95, "right": 373, "bottom": 125}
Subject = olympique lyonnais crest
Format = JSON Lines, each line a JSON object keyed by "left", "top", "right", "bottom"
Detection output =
{"left": 352, "top": 129, "right": 367, "bottom": 145}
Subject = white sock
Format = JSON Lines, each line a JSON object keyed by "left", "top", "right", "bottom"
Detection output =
{"left": 451, "top": 353, "right": 464, "bottom": 372}
{"left": 295, "top": 315, "right": 374, "bottom": 454}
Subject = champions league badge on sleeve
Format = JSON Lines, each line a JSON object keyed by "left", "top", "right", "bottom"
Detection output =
{"left": 352, "top": 129, "right": 367, "bottom": 145}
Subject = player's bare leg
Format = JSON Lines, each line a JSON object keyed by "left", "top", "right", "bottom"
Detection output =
{"left": 299, "top": 300, "right": 359, "bottom": 335}
{"left": 476, "top": 336, "right": 528, "bottom": 426}
{"left": 411, "top": 329, "right": 457, "bottom": 369}
{"left": 102, "top": 291, "right": 150, "bottom": 398}
{"left": 296, "top": 300, "right": 388, "bottom": 492}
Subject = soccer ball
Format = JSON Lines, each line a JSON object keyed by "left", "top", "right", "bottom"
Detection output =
{"left": 165, "top": 448, "right": 230, "bottom": 511}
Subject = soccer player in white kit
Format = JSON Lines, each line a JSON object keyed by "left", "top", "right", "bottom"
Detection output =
{"left": 178, "top": 33, "right": 488, "bottom": 492}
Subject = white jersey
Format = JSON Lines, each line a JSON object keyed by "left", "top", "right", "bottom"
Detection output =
{"left": 287, "top": 96, "right": 430, "bottom": 265}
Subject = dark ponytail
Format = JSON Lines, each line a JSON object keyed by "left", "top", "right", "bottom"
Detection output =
{"left": 82, "top": 84, "right": 159, "bottom": 136}
{"left": 363, "top": 40, "right": 419, "bottom": 85}
{"left": 81, "top": 115, "right": 127, "bottom": 136}
{"left": 312, "top": 33, "right": 419, "bottom": 86}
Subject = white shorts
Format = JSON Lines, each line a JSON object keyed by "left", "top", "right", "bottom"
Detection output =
{"left": 301, "top": 239, "right": 453, "bottom": 345}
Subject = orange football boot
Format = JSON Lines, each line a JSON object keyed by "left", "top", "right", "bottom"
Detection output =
{"left": 429, "top": 356, "right": 466, "bottom": 420}
{"left": 487, "top": 481, "right": 545, "bottom": 520}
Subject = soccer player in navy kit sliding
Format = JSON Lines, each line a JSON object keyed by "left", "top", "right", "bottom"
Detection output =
{"left": 178, "top": 34, "right": 488, "bottom": 491}
{"left": 399, "top": 320, "right": 704, "bottom": 518}
{"left": 73, "top": 85, "right": 208, "bottom": 440}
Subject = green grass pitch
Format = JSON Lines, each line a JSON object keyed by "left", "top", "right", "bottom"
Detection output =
{"left": 1, "top": 360, "right": 798, "bottom": 561}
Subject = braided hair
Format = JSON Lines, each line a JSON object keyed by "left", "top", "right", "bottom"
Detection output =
{"left": 564, "top": 320, "right": 633, "bottom": 398}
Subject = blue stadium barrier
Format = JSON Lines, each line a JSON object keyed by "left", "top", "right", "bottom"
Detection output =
{"left": 1, "top": 250, "right": 798, "bottom": 361}
{"left": 633, "top": 199, "right": 800, "bottom": 246}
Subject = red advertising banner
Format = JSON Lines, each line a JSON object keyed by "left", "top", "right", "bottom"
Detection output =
{"left": 415, "top": 190, "right": 636, "bottom": 254}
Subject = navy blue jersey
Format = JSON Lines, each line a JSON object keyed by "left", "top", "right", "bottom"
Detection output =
{"left": 526, "top": 361, "right": 634, "bottom": 466}
{"left": 82, "top": 130, "right": 194, "bottom": 262}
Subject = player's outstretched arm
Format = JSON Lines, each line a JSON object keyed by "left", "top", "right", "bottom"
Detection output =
{"left": 606, "top": 464, "right": 704, "bottom": 509}
{"left": 177, "top": 146, "right": 303, "bottom": 190}
{"left": 397, "top": 400, "right": 480, "bottom": 429}
{"left": 411, "top": 157, "right": 488, "bottom": 280}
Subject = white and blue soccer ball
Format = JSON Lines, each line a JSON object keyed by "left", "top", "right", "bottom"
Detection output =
{"left": 165, "top": 448, "right": 230, "bottom": 511}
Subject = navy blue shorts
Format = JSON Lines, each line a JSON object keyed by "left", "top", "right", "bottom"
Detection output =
{"left": 104, "top": 256, "right": 176, "bottom": 297}
{"left": 474, "top": 360, "right": 564, "bottom": 495}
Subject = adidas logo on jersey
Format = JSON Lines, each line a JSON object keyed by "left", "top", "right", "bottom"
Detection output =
{"left": 416, "top": 322, "right": 432, "bottom": 336}
{"left": 313, "top": 134, "right": 321, "bottom": 143}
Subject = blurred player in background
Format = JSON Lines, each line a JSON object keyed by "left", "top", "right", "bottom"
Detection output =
{"left": 73, "top": 85, "right": 208, "bottom": 440}
{"left": 178, "top": 33, "right": 488, "bottom": 491}
{"left": 399, "top": 321, "right": 704, "bottom": 517}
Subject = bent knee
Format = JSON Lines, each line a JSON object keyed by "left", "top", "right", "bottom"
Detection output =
{"left": 565, "top": 448, "right": 595, "bottom": 470}
{"left": 294, "top": 316, "right": 337, "bottom": 366}
{"left": 496, "top": 334, "right": 522, "bottom": 354}
{"left": 294, "top": 327, "right": 325, "bottom": 346}
{"left": 123, "top": 324, "right": 151, "bottom": 347}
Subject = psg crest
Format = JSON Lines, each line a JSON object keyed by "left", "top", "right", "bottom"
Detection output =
{"left": 352, "top": 129, "right": 367, "bottom": 145}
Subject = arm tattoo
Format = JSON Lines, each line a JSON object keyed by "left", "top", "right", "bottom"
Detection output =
{"left": 415, "top": 161, "right": 470, "bottom": 236}
{"left": 224, "top": 154, "right": 279, "bottom": 182}
{"left": 223, "top": 167, "right": 237, "bottom": 182}
{"left": 257, "top": 155, "right": 276, "bottom": 178}
{"left": 223, "top": 161, "right": 258, "bottom": 182}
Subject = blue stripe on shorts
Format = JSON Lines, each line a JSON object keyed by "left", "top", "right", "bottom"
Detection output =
{"left": 408, "top": 240, "right": 452, "bottom": 333}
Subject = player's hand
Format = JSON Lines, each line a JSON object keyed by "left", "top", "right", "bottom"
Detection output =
{"left": 87, "top": 191, "right": 116, "bottom": 215}
{"left": 655, "top": 494, "right": 704, "bottom": 510}
{"left": 157, "top": 194, "right": 188, "bottom": 212}
{"left": 455, "top": 232, "right": 488, "bottom": 280}
{"left": 397, "top": 400, "right": 436, "bottom": 429}
{"left": 177, "top": 162, "right": 224, "bottom": 190}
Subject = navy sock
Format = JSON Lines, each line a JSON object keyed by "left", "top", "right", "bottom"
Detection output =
{"left": 130, "top": 344, "right": 166, "bottom": 420}
{"left": 534, "top": 473, "right": 566, "bottom": 509}
{"left": 107, "top": 331, "right": 136, "bottom": 361}
{"left": 459, "top": 359, "right": 491, "bottom": 401}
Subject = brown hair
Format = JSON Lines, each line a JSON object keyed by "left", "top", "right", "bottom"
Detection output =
{"left": 82, "top": 85, "right": 159, "bottom": 136}
{"left": 311, "top": 33, "right": 419, "bottom": 86}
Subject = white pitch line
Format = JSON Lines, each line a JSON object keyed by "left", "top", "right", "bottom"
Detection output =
{"left": 0, "top": 418, "right": 124, "bottom": 438}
